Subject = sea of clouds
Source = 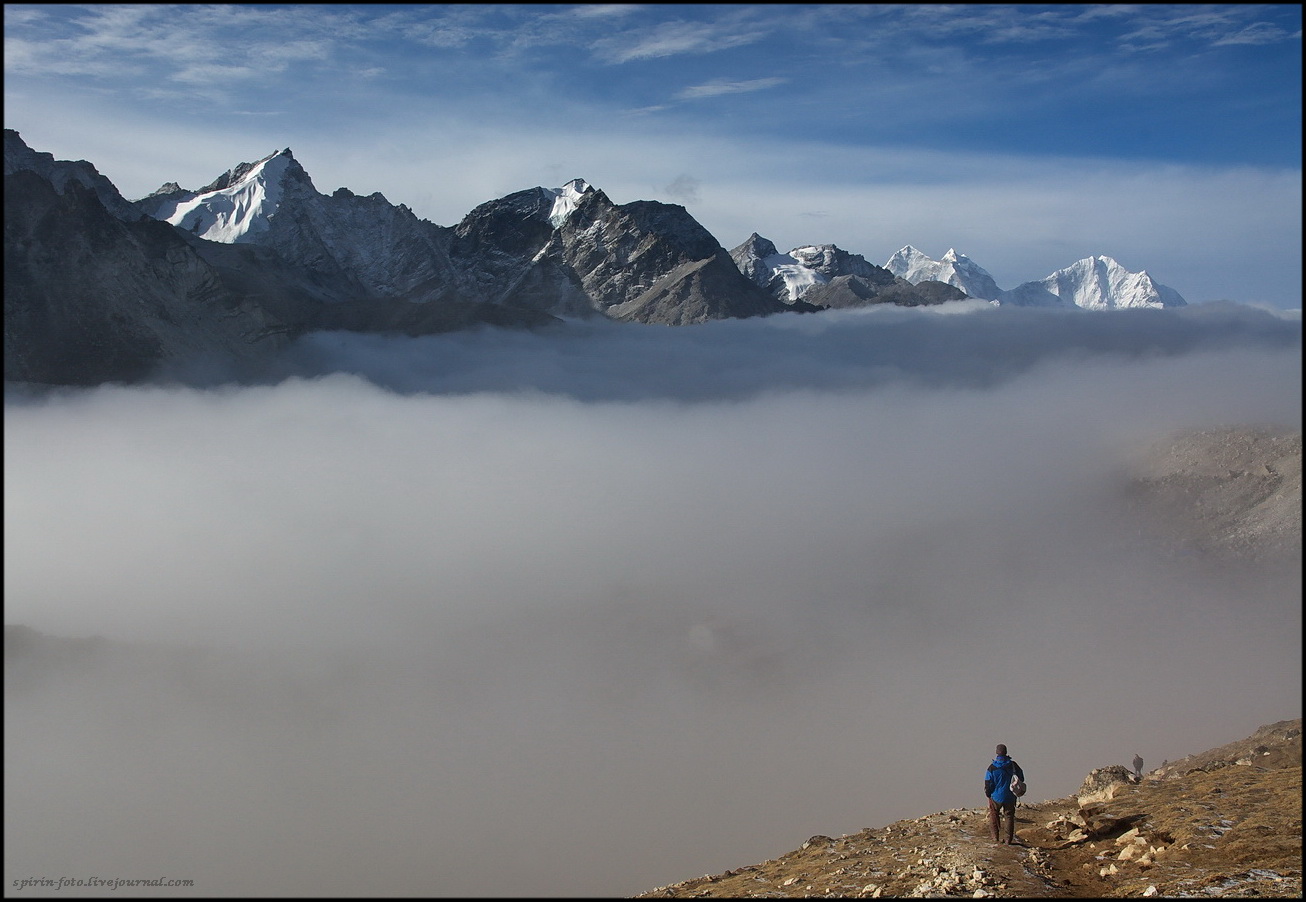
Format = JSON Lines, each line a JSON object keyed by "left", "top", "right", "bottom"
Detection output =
{"left": 5, "top": 300, "right": 1301, "bottom": 897}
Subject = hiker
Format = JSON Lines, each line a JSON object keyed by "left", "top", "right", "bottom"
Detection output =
{"left": 984, "top": 743, "right": 1025, "bottom": 844}
{"left": 1132, "top": 753, "right": 1144, "bottom": 780}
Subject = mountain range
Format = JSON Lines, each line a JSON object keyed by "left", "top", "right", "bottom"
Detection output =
{"left": 4, "top": 130, "right": 1187, "bottom": 386}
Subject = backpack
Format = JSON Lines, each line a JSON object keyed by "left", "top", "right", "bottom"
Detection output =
{"left": 1010, "top": 774, "right": 1027, "bottom": 797}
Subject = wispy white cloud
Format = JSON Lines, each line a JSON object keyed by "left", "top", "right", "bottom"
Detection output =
{"left": 3, "top": 4, "right": 351, "bottom": 96}
{"left": 590, "top": 18, "right": 769, "bottom": 63}
{"left": 568, "top": 4, "right": 644, "bottom": 20}
{"left": 674, "top": 76, "right": 787, "bottom": 101}
{"left": 1113, "top": 6, "right": 1301, "bottom": 51}
{"left": 403, "top": 20, "right": 479, "bottom": 49}
{"left": 1213, "top": 21, "right": 1300, "bottom": 46}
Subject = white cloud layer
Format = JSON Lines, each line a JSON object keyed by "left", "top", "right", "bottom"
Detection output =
{"left": 5, "top": 305, "right": 1301, "bottom": 896}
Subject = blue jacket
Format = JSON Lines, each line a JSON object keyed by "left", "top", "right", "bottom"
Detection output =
{"left": 985, "top": 755, "right": 1025, "bottom": 804}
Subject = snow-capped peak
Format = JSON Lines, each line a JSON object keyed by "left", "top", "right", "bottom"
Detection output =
{"left": 886, "top": 246, "right": 1001, "bottom": 300}
{"left": 1018, "top": 255, "right": 1187, "bottom": 309}
{"left": 152, "top": 149, "right": 299, "bottom": 243}
{"left": 545, "top": 178, "right": 592, "bottom": 227}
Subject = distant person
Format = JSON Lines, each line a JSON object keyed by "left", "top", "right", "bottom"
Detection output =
{"left": 984, "top": 743, "right": 1026, "bottom": 844}
{"left": 1132, "top": 753, "right": 1144, "bottom": 780}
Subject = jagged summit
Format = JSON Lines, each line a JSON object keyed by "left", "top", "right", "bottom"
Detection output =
{"left": 199, "top": 148, "right": 296, "bottom": 193}
{"left": 738, "top": 232, "right": 780, "bottom": 257}
{"left": 143, "top": 181, "right": 183, "bottom": 198}
{"left": 139, "top": 148, "right": 309, "bottom": 244}
{"left": 544, "top": 178, "right": 593, "bottom": 227}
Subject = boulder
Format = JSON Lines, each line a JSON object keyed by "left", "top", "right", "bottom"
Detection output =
{"left": 1077, "top": 765, "right": 1136, "bottom": 806}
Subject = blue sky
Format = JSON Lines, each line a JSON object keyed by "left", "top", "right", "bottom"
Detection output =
{"left": 4, "top": 3, "right": 1302, "bottom": 307}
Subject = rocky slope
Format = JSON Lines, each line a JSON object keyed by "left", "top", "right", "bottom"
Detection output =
{"left": 6, "top": 130, "right": 811, "bottom": 384}
{"left": 636, "top": 719, "right": 1302, "bottom": 899}
{"left": 1118, "top": 426, "right": 1302, "bottom": 563}
{"left": 2, "top": 168, "right": 295, "bottom": 384}
{"left": 3, "top": 128, "right": 143, "bottom": 223}
{"left": 3, "top": 131, "right": 560, "bottom": 383}
{"left": 459, "top": 186, "right": 792, "bottom": 323}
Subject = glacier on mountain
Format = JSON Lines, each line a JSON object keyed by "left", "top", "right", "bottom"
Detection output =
{"left": 761, "top": 249, "right": 831, "bottom": 300}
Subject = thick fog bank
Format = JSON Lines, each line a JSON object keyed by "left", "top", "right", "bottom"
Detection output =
{"left": 151, "top": 299, "right": 1301, "bottom": 400}
{"left": 5, "top": 303, "right": 1301, "bottom": 896}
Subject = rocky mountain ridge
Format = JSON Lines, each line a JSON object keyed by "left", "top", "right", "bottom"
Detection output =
{"left": 6, "top": 130, "right": 809, "bottom": 383}
{"left": 4, "top": 130, "right": 1197, "bottom": 386}
{"left": 728, "top": 233, "right": 966, "bottom": 310}
{"left": 128, "top": 139, "right": 800, "bottom": 324}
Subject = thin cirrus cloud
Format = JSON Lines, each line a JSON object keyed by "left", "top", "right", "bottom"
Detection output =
{"left": 1213, "top": 21, "right": 1301, "bottom": 46}
{"left": 674, "top": 76, "right": 788, "bottom": 101}
{"left": 589, "top": 17, "right": 771, "bottom": 63}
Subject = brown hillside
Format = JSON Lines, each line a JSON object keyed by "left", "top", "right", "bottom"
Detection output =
{"left": 1120, "top": 426, "right": 1301, "bottom": 563}
{"left": 635, "top": 720, "right": 1302, "bottom": 898}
